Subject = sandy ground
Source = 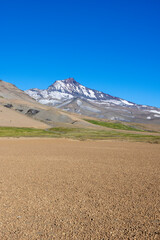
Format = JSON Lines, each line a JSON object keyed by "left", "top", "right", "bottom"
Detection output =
{"left": 0, "top": 106, "right": 49, "bottom": 128}
{"left": 0, "top": 139, "right": 159, "bottom": 240}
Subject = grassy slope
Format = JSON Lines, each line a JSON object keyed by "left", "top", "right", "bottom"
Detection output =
{"left": 0, "top": 127, "right": 159, "bottom": 143}
{"left": 0, "top": 127, "right": 54, "bottom": 137}
{"left": 84, "top": 119, "right": 144, "bottom": 131}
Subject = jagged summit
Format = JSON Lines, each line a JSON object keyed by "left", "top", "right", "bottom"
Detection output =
{"left": 63, "top": 77, "right": 77, "bottom": 84}
{"left": 51, "top": 78, "right": 77, "bottom": 86}
{"left": 47, "top": 78, "right": 80, "bottom": 93}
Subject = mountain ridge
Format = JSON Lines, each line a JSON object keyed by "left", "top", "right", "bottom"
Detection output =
{"left": 26, "top": 77, "right": 134, "bottom": 104}
{"left": 25, "top": 78, "right": 160, "bottom": 124}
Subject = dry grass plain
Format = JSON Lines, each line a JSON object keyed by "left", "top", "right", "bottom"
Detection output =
{"left": 0, "top": 138, "right": 159, "bottom": 240}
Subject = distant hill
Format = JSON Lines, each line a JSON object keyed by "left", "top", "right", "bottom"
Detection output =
{"left": 0, "top": 80, "right": 87, "bottom": 128}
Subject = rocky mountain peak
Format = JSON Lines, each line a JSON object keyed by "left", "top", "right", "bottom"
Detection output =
{"left": 25, "top": 78, "right": 160, "bottom": 124}
{"left": 64, "top": 78, "right": 77, "bottom": 84}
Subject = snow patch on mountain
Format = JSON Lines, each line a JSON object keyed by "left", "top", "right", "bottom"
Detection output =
{"left": 149, "top": 110, "right": 160, "bottom": 114}
{"left": 77, "top": 100, "right": 82, "bottom": 106}
{"left": 120, "top": 100, "right": 134, "bottom": 106}
{"left": 26, "top": 88, "right": 73, "bottom": 102}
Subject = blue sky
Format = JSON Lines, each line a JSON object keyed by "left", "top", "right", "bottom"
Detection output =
{"left": 0, "top": 0, "right": 160, "bottom": 107}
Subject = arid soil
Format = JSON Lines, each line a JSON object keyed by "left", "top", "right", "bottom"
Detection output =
{"left": 0, "top": 139, "right": 159, "bottom": 240}
{"left": 0, "top": 106, "right": 49, "bottom": 128}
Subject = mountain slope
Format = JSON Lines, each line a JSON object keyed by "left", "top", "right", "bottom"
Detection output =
{"left": 0, "top": 105, "right": 48, "bottom": 128}
{"left": 0, "top": 80, "right": 89, "bottom": 128}
{"left": 25, "top": 78, "right": 160, "bottom": 124}
{"left": 0, "top": 80, "right": 35, "bottom": 102}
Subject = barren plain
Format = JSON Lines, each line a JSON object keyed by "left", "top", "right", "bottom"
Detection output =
{"left": 0, "top": 138, "right": 159, "bottom": 240}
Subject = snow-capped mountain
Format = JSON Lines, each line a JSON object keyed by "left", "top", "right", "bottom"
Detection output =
{"left": 26, "top": 78, "right": 134, "bottom": 106}
{"left": 25, "top": 78, "right": 160, "bottom": 124}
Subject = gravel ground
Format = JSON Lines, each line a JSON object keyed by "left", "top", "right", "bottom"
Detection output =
{"left": 0, "top": 138, "right": 159, "bottom": 240}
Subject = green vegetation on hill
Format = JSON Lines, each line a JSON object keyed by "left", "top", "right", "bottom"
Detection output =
{"left": 84, "top": 119, "right": 143, "bottom": 131}
{"left": 0, "top": 127, "right": 54, "bottom": 137}
{"left": 0, "top": 126, "right": 159, "bottom": 144}
{"left": 50, "top": 127, "right": 160, "bottom": 143}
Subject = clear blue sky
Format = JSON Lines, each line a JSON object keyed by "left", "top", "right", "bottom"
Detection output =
{"left": 0, "top": 0, "right": 160, "bottom": 107}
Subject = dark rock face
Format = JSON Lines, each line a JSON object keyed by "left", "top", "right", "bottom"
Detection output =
{"left": 16, "top": 109, "right": 23, "bottom": 112}
{"left": 4, "top": 104, "right": 13, "bottom": 108}
{"left": 26, "top": 109, "right": 39, "bottom": 116}
{"left": 64, "top": 78, "right": 77, "bottom": 84}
